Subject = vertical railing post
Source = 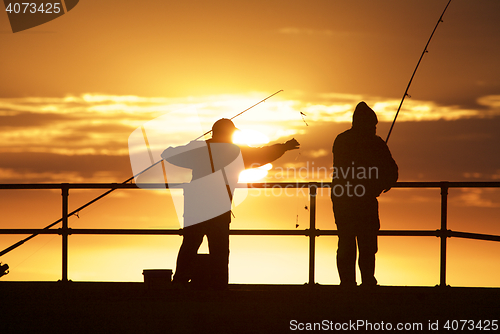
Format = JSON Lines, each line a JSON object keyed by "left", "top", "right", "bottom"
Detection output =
{"left": 308, "top": 182, "right": 318, "bottom": 285}
{"left": 439, "top": 181, "right": 449, "bottom": 288}
{"left": 61, "top": 183, "right": 69, "bottom": 283}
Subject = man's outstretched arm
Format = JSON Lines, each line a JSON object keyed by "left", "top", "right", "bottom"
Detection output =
{"left": 240, "top": 138, "right": 299, "bottom": 168}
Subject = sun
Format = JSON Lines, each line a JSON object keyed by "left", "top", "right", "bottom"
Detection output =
{"left": 232, "top": 129, "right": 270, "bottom": 147}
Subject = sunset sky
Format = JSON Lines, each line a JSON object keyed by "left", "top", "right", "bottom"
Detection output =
{"left": 1, "top": 0, "right": 499, "bottom": 287}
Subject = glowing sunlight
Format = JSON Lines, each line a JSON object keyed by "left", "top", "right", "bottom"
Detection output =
{"left": 232, "top": 129, "right": 270, "bottom": 147}
{"left": 239, "top": 163, "right": 272, "bottom": 183}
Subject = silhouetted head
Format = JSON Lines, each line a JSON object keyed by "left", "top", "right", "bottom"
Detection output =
{"left": 352, "top": 102, "right": 377, "bottom": 132}
{"left": 212, "top": 118, "right": 238, "bottom": 142}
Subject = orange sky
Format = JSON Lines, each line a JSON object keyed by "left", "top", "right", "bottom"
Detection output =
{"left": 0, "top": 0, "right": 499, "bottom": 286}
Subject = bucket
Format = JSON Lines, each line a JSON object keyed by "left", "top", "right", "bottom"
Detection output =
{"left": 143, "top": 269, "right": 173, "bottom": 289}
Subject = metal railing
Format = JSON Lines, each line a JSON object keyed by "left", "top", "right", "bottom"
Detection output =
{"left": 1, "top": 181, "right": 499, "bottom": 286}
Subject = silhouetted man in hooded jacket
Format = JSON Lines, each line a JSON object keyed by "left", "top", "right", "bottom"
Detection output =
{"left": 331, "top": 102, "right": 398, "bottom": 287}
{"left": 162, "top": 118, "right": 299, "bottom": 290}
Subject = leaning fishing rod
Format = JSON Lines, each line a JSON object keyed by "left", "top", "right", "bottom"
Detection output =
{"left": 0, "top": 90, "right": 283, "bottom": 259}
{"left": 0, "top": 163, "right": 159, "bottom": 258}
{"left": 385, "top": 0, "right": 452, "bottom": 144}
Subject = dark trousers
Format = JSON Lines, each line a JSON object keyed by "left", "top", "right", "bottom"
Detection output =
{"left": 173, "top": 212, "right": 230, "bottom": 289}
{"left": 336, "top": 230, "right": 378, "bottom": 286}
{"left": 333, "top": 199, "right": 379, "bottom": 286}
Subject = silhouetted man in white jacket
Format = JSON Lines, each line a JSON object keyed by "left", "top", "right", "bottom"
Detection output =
{"left": 162, "top": 118, "right": 299, "bottom": 290}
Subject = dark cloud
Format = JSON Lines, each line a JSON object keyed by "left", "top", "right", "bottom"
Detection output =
{"left": 0, "top": 112, "right": 73, "bottom": 128}
{"left": 274, "top": 117, "right": 500, "bottom": 182}
{"left": 1, "top": 116, "right": 499, "bottom": 185}
{"left": 388, "top": 118, "right": 500, "bottom": 181}
{"left": 72, "top": 123, "right": 136, "bottom": 134}
{"left": 50, "top": 134, "right": 92, "bottom": 143}
{"left": 50, "top": 124, "right": 135, "bottom": 144}
{"left": 0, "top": 152, "right": 132, "bottom": 183}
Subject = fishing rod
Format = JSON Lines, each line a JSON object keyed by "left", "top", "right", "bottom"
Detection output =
{"left": 0, "top": 90, "right": 283, "bottom": 259}
{"left": 385, "top": 0, "right": 452, "bottom": 144}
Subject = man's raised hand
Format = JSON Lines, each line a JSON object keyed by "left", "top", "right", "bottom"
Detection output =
{"left": 284, "top": 138, "right": 300, "bottom": 151}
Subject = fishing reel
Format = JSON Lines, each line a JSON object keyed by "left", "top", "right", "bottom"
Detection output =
{"left": 0, "top": 263, "right": 9, "bottom": 278}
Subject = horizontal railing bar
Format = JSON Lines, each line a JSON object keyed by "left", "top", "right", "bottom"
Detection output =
{"left": 0, "top": 228, "right": 455, "bottom": 238}
{"left": 318, "top": 230, "right": 441, "bottom": 237}
{"left": 0, "top": 183, "right": 175, "bottom": 190}
{"left": 1, "top": 181, "right": 500, "bottom": 190}
{"left": 69, "top": 229, "right": 183, "bottom": 235}
{"left": 379, "top": 230, "right": 440, "bottom": 237}
{"left": 0, "top": 229, "right": 181, "bottom": 235}
{"left": 395, "top": 181, "right": 500, "bottom": 188}
{"left": 0, "top": 228, "right": 311, "bottom": 235}
{"left": 229, "top": 230, "right": 310, "bottom": 236}
{"left": 0, "top": 229, "right": 61, "bottom": 234}
{"left": 0, "top": 182, "right": 312, "bottom": 190}
{"left": 3, "top": 228, "right": 497, "bottom": 242}
{"left": 450, "top": 231, "right": 500, "bottom": 242}
{"left": 69, "top": 229, "right": 310, "bottom": 236}
{"left": 0, "top": 228, "right": 309, "bottom": 235}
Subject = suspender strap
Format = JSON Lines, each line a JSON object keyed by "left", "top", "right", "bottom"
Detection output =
{"left": 207, "top": 142, "right": 235, "bottom": 217}
{"left": 206, "top": 142, "right": 216, "bottom": 174}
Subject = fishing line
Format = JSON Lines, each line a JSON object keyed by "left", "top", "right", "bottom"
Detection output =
{"left": 292, "top": 142, "right": 309, "bottom": 229}
{"left": 8, "top": 234, "right": 58, "bottom": 271}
